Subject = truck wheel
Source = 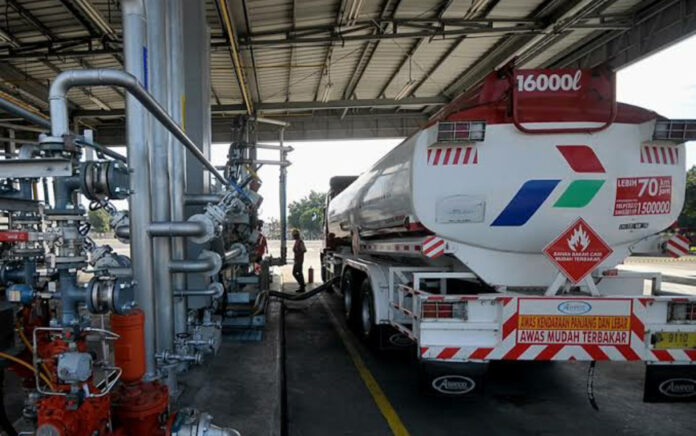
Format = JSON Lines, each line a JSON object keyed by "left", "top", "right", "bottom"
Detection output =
{"left": 359, "top": 279, "right": 377, "bottom": 343}
{"left": 341, "top": 270, "right": 359, "bottom": 325}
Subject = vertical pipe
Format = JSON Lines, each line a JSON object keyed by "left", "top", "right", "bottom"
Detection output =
{"left": 167, "top": 0, "right": 187, "bottom": 337}
{"left": 146, "top": 0, "right": 174, "bottom": 358}
{"left": 279, "top": 128, "right": 287, "bottom": 264}
{"left": 122, "top": 0, "right": 157, "bottom": 378}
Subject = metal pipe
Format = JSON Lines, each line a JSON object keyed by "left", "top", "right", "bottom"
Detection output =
{"left": 146, "top": 0, "right": 174, "bottom": 358}
{"left": 169, "top": 250, "right": 220, "bottom": 274}
{"left": 115, "top": 221, "right": 209, "bottom": 238}
{"left": 148, "top": 221, "right": 207, "bottom": 237}
{"left": 167, "top": 0, "right": 187, "bottom": 338}
{"left": 174, "top": 288, "right": 218, "bottom": 297}
{"left": 48, "top": 69, "right": 228, "bottom": 185}
{"left": 184, "top": 193, "right": 223, "bottom": 205}
{"left": 223, "top": 246, "right": 244, "bottom": 263}
{"left": 279, "top": 127, "right": 288, "bottom": 264}
{"left": 0, "top": 97, "right": 51, "bottom": 130}
{"left": 252, "top": 116, "right": 290, "bottom": 127}
{"left": 121, "top": 0, "right": 157, "bottom": 378}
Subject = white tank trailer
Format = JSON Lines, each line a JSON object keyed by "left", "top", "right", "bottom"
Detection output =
{"left": 322, "top": 66, "right": 696, "bottom": 400}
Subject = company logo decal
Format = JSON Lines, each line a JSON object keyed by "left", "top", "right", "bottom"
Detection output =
{"left": 558, "top": 301, "right": 592, "bottom": 315}
{"left": 431, "top": 375, "right": 476, "bottom": 395}
{"left": 658, "top": 378, "right": 696, "bottom": 398}
{"left": 492, "top": 146, "right": 605, "bottom": 226}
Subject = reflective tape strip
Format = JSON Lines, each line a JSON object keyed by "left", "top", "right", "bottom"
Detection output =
{"left": 642, "top": 145, "right": 679, "bottom": 165}
{"left": 422, "top": 236, "right": 445, "bottom": 258}
{"left": 427, "top": 146, "right": 478, "bottom": 166}
{"left": 665, "top": 234, "right": 690, "bottom": 258}
{"left": 420, "top": 297, "right": 695, "bottom": 363}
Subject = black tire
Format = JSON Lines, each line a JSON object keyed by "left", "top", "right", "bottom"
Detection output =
{"left": 341, "top": 269, "right": 359, "bottom": 325}
{"left": 359, "top": 278, "right": 377, "bottom": 343}
{"left": 320, "top": 253, "right": 327, "bottom": 282}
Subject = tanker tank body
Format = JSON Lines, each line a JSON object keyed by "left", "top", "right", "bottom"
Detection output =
{"left": 327, "top": 65, "right": 687, "bottom": 289}
{"left": 322, "top": 65, "right": 696, "bottom": 400}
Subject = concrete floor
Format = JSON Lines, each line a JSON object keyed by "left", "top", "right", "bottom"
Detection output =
{"left": 2, "top": 242, "right": 696, "bottom": 435}
{"left": 284, "top": 288, "right": 696, "bottom": 436}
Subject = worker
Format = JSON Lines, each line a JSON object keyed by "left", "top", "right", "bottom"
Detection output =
{"left": 255, "top": 220, "right": 268, "bottom": 262}
{"left": 292, "top": 228, "right": 306, "bottom": 293}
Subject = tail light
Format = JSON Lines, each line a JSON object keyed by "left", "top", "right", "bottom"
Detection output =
{"left": 437, "top": 121, "right": 486, "bottom": 142}
{"left": 653, "top": 120, "right": 696, "bottom": 141}
{"left": 668, "top": 302, "right": 696, "bottom": 322}
{"left": 421, "top": 301, "right": 467, "bottom": 320}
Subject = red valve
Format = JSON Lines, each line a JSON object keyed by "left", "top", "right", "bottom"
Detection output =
{"left": 0, "top": 231, "right": 29, "bottom": 242}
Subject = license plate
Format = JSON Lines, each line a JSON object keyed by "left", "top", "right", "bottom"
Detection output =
{"left": 653, "top": 332, "right": 696, "bottom": 349}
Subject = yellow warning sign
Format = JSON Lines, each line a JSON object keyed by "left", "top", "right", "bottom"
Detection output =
{"left": 519, "top": 315, "right": 630, "bottom": 331}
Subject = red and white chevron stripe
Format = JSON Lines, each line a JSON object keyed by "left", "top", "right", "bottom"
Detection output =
{"left": 641, "top": 144, "right": 678, "bottom": 165}
{"left": 422, "top": 236, "right": 445, "bottom": 259}
{"left": 419, "top": 297, "right": 696, "bottom": 363}
{"left": 665, "top": 234, "right": 691, "bottom": 257}
{"left": 427, "top": 146, "right": 478, "bottom": 166}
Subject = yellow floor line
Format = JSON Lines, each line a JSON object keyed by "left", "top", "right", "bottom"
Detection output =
{"left": 320, "top": 295, "right": 411, "bottom": 436}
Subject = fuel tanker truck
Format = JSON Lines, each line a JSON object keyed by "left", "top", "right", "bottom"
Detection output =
{"left": 321, "top": 65, "right": 696, "bottom": 400}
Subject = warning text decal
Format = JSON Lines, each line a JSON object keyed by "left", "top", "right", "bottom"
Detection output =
{"left": 614, "top": 176, "right": 671, "bottom": 216}
{"left": 516, "top": 298, "right": 632, "bottom": 346}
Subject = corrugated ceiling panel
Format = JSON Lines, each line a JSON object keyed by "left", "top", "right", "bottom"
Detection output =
{"left": 353, "top": 38, "right": 418, "bottom": 99}
{"left": 525, "top": 28, "right": 596, "bottom": 68}
{"left": 380, "top": 38, "right": 452, "bottom": 99}
{"left": 414, "top": 35, "right": 501, "bottom": 96}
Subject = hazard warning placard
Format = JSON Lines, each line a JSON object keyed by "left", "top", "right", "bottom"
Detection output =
{"left": 613, "top": 176, "right": 671, "bottom": 216}
{"left": 543, "top": 218, "right": 613, "bottom": 283}
{"left": 516, "top": 298, "right": 632, "bottom": 346}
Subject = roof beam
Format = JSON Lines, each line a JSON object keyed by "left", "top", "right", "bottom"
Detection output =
{"left": 241, "top": 0, "right": 262, "bottom": 102}
{"left": 67, "top": 0, "right": 118, "bottom": 40}
{"left": 58, "top": 0, "right": 99, "bottom": 37}
{"left": 286, "top": 0, "right": 297, "bottom": 102}
{"left": 545, "top": 0, "right": 692, "bottom": 69}
{"left": 0, "top": 62, "right": 54, "bottom": 110}
{"left": 404, "top": 0, "right": 500, "bottom": 101}
{"left": 238, "top": 19, "right": 538, "bottom": 48}
{"left": 73, "top": 96, "right": 448, "bottom": 117}
{"left": 376, "top": 0, "right": 461, "bottom": 100}
{"left": 313, "top": 0, "right": 352, "bottom": 102}
{"left": 340, "top": 0, "right": 402, "bottom": 103}
{"left": 6, "top": 0, "right": 58, "bottom": 41}
{"left": 439, "top": 0, "right": 600, "bottom": 99}
{"left": 216, "top": 0, "right": 254, "bottom": 114}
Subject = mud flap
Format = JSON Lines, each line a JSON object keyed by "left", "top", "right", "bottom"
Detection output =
{"left": 644, "top": 364, "right": 696, "bottom": 402}
{"left": 418, "top": 360, "right": 487, "bottom": 397}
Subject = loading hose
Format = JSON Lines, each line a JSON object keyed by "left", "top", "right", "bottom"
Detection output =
{"left": 268, "top": 277, "right": 338, "bottom": 301}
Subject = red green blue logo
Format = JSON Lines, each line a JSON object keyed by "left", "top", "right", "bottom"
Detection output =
{"left": 492, "top": 146, "right": 605, "bottom": 226}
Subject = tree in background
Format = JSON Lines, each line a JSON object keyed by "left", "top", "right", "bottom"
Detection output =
{"left": 678, "top": 166, "right": 696, "bottom": 228}
{"left": 87, "top": 209, "right": 110, "bottom": 234}
{"left": 288, "top": 191, "right": 326, "bottom": 239}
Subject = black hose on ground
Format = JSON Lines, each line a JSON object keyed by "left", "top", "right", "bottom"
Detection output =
{"left": 587, "top": 361, "right": 599, "bottom": 411}
{"left": 268, "top": 277, "right": 339, "bottom": 301}
{"left": 0, "top": 368, "right": 18, "bottom": 436}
